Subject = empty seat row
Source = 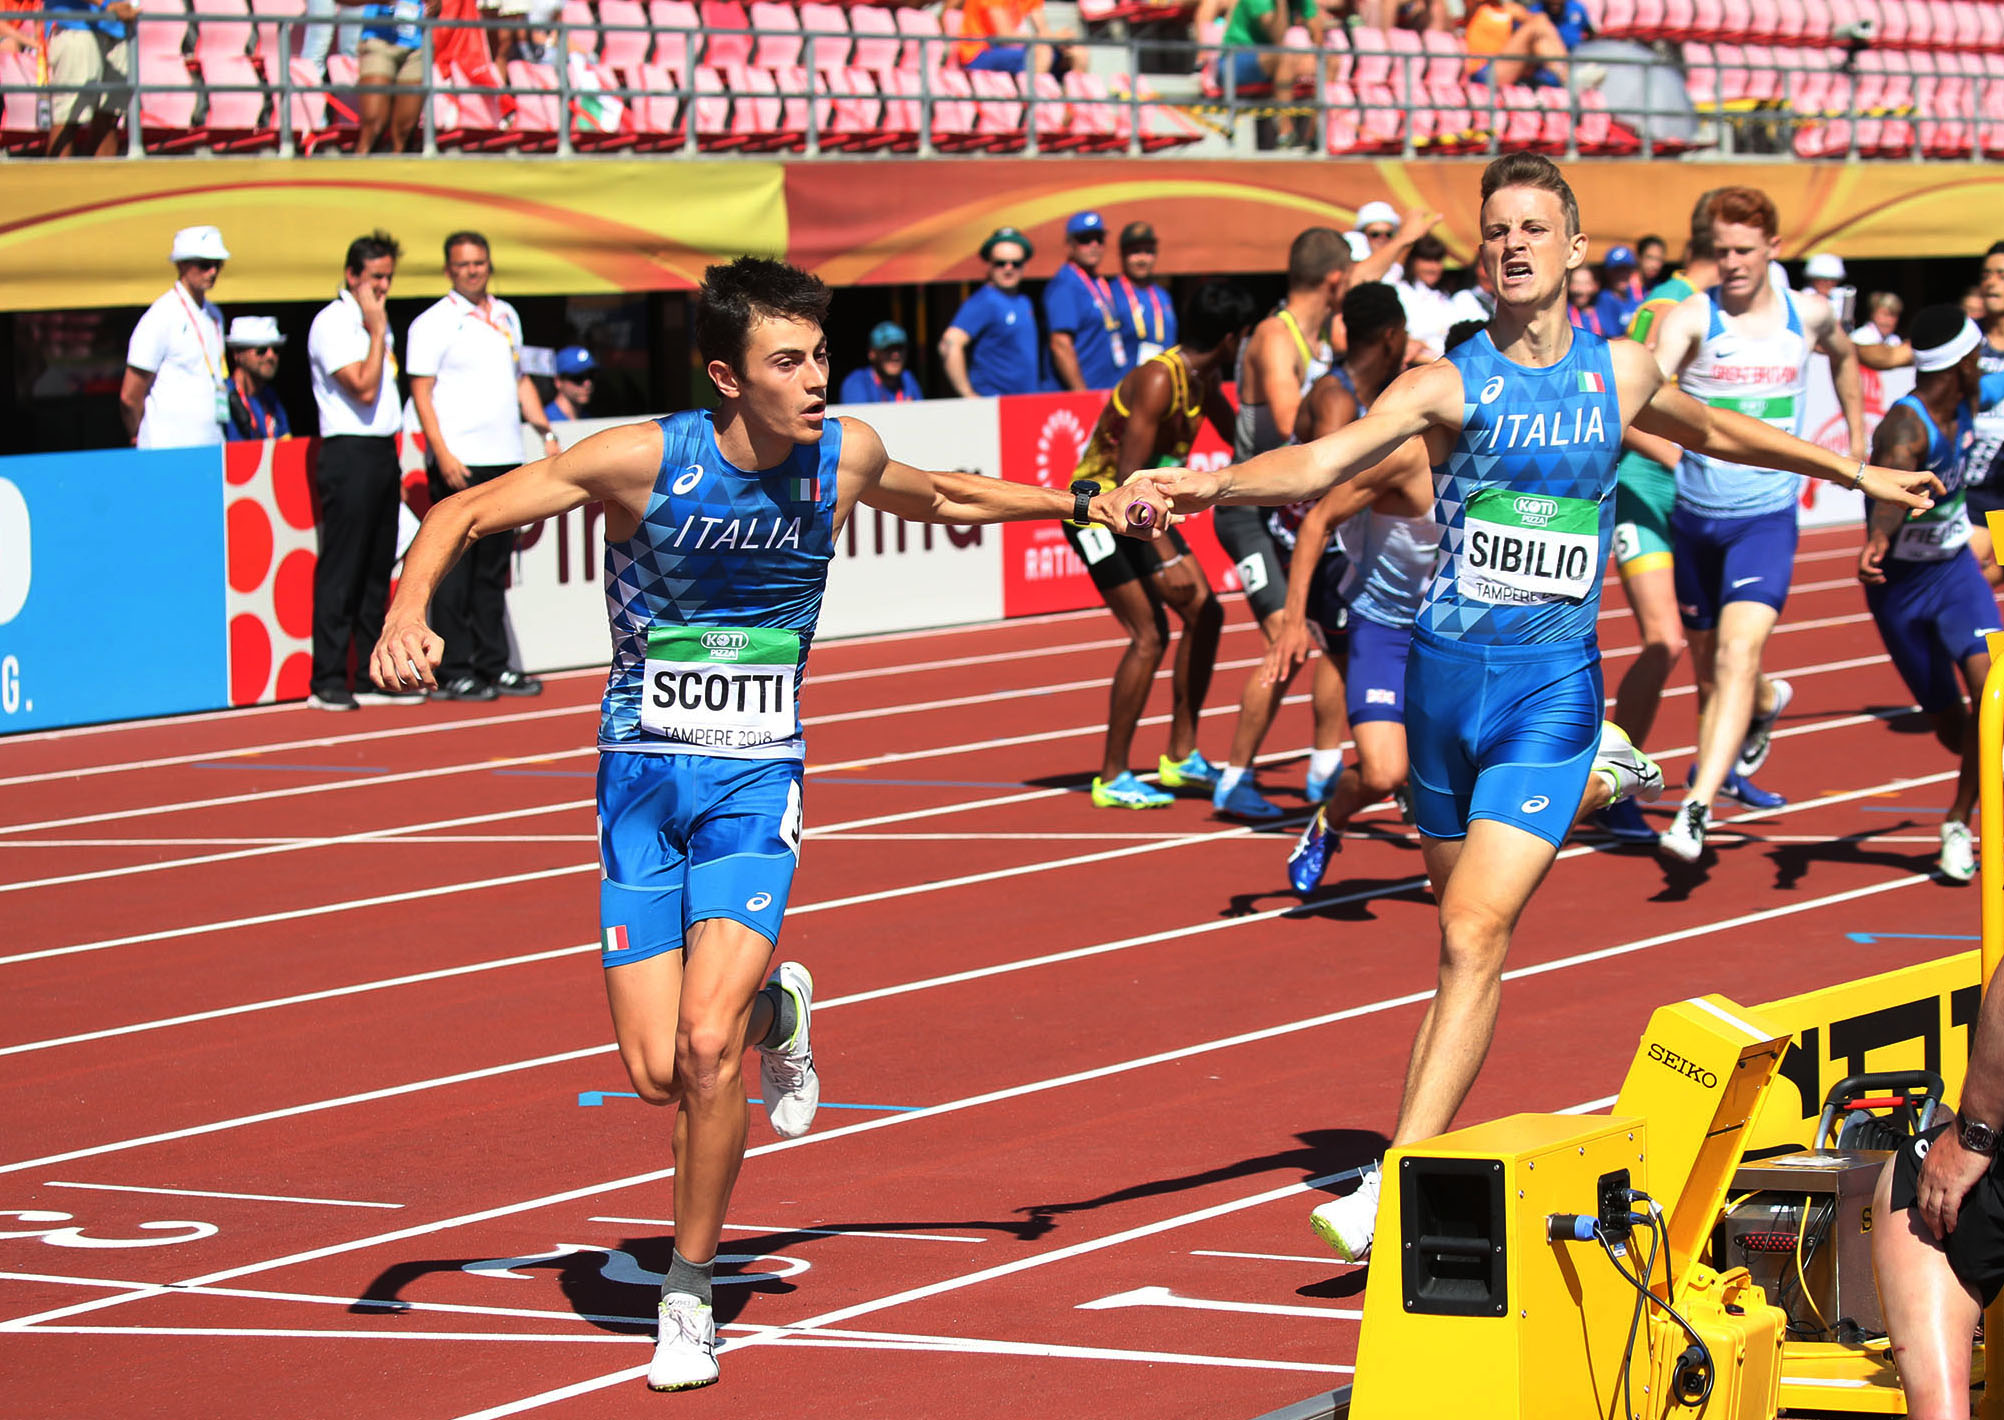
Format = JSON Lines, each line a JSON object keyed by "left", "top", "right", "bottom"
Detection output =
{"left": 1592, "top": 0, "right": 2004, "bottom": 50}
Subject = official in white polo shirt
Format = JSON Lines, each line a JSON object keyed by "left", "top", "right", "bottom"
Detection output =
{"left": 405, "top": 230, "right": 555, "bottom": 702}
{"left": 305, "top": 230, "right": 421, "bottom": 713}
{"left": 120, "top": 226, "right": 230, "bottom": 449}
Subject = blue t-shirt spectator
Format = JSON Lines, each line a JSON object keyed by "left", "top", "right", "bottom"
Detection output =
{"left": 1550, "top": 0, "right": 1592, "bottom": 48}
{"left": 1043, "top": 262, "right": 1127, "bottom": 389}
{"left": 47, "top": 0, "right": 126, "bottom": 38}
{"left": 947, "top": 284, "right": 1041, "bottom": 397}
{"left": 362, "top": 0, "right": 423, "bottom": 48}
{"left": 227, "top": 382, "right": 292, "bottom": 440}
{"left": 1113, "top": 277, "right": 1178, "bottom": 359}
{"left": 840, "top": 366, "right": 924, "bottom": 404}
{"left": 1594, "top": 287, "right": 1639, "bottom": 335}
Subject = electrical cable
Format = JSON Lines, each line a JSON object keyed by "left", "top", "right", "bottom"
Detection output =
{"left": 1793, "top": 1191, "right": 1830, "bottom": 1336}
{"left": 1596, "top": 1209, "right": 1715, "bottom": 1408}
{"left": 1613, "top": 1203, "right": 1660, "bottom": 1420}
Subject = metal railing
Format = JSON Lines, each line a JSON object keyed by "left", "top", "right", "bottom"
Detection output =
{"left": 0, "top": 7, "right": 1996, "bottom": 161}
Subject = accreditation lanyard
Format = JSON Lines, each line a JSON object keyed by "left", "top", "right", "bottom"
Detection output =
{"left": 1066, "top": 262, "right": 1126, "bottom": 368}
{"left": 233, "top": 370, "right": 278, "bottom": 438}
{"left": 454, "top": 291, "right": 520, "bottom": 370}
{"left": 173, "top": 284, "right": 228, "bottom": 424}
{"left": 1116, "top": 276, "right": 1166, "bottom": 346}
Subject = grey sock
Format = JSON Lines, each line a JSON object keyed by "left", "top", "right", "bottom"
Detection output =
{"left": 664, "top": 1249, "right": 714, "bottom": 1307}
{"left": 757, "top": 980, "right": 797, "bottom": 1052}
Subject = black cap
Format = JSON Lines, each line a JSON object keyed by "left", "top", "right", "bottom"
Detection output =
{"left": 1119, "top": 221, "right": 1158, "bottom": 250}
{"left": 980, "top": 226, "right": 1034, "bottom": 262}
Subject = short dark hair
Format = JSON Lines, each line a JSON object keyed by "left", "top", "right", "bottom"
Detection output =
{"left": 1686, "top": 189, "right": 1722, "bottom": 262}
{"left": 695, "top": 256, "right": 833, "bottom": 375}
{"left": 1987, "top": 239, "right": 2004, "bottom": 258}
{"left": 1181, "top": 282, "right": 1259, "bottom": 354}
{"left": 1479, "top": 153, "right": 1580, "bottom": 238}
{"left": 344, "top": 229, "right": 401, "bottom": 274}
{"left": 1445, "top": 319, "right": 1487, "bottom": 352}
{"left": 1409, "top": 234, "right": 1448, "bottom": 264}
{"left": 443, "top": 230, "right": 490, "bottom": 261}
{"left": 1638, "top": 234, "right": 1667, "bottom": 255}
{"left": 1287, "top": 227, "right": 1351, "bottom": 291}
{"left": 1342, "top": 281, "right": 1406, "bottom": 348}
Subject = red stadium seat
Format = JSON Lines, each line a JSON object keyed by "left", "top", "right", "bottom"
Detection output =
{"left": 894, "top": 6, "right": 947, "bottom": 73}
{"left": 1598, "top": 0, "right": 1637, "bottom": 34}
{"left": 848, "top": 5, "right": 899, "bottom": 76}
{"left": 968, "top": 67, "right": 1024, "bottom": 149}
{"left": 0, "top": 49, "right": 48, "bottom": 153}
{"left": 192, "top": 0, "right": 254, "bottom": 60}
{"left": 769, "top": 64, "right": 828, "bottom": 144}
{"left": 247, "top": 0, "right": 303, "bottom": 67}
{"left": 700, "top": 0, "right": 753, "bottom": 69}
{"left": 1719, "top": 0, "right": 1751, "bottom": 39}
{"left": 630, "top": 61, "right": 687, "bottom": 148}
{"left": 799, "top": 2, "right": 851, "bottom": 69}
{"left": 597, "top": 0, "right": 650, "bottom": 70}
{"left": 505, "top": 60, "right": 563, "bottom": 150}
{"left": 692, "top": 63, "right": 743, "bottom": 148}
{"left": 648, "top": 0, "right": 699, "bottom": 69}
{"left": 1018, "top": 69, "right": 1076, "bottom": 147}
{"left": 200, "top": 52, "right": 275, "bottom": 148}
{"left": 924, "top": 65, "right": 985, "bottom": 149}
{"left": 750, "top": 1, "right": 801, "bottom": 70}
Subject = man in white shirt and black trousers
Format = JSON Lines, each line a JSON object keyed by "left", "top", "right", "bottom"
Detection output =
{"left": 405, "top": 230, "right": 553, "bottom": 702}
{"left": 305, "top": 230, "right": 423, "bottom": 713}
{"left": 121, "top": 226, "right": 231, "bottom": 450}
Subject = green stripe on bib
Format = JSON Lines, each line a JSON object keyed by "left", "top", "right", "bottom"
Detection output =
{"left": 645, "top": 626, "right": 801, "bottom": 666}
{"left": 1706, "top": 393, "right": 1797, "bottom": 420}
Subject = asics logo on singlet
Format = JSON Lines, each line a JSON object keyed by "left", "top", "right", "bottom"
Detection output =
{"left": 746, "top": 892, "right": 773, "bottom": 911}
{"left": 672, "top": 464, "right": 704, "bottom": 494}
{"left": 1521, "top": 795, "right": 1551, "bottom": 814}
{"left": 700, "top": 629, "right": 751, "bottom": 660}
{"left": 1480, "top": 376, "right": 1506, "bottom": 404}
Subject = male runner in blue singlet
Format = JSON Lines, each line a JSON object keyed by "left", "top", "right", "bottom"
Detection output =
{"left": 1143, "top": 154, "right": 1939, "bottom": 1265}
{"left": 1859, "top": 307, "right": 1997, "bottom": 884}
{"left": 369, "top": 258, "right": 1167, "bottom": 1393}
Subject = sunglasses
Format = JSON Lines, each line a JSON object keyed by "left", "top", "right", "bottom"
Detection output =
{"left": 188, "top": 259, "right": 222, "bottom": 271}
{"left": 990, "top": 257, "right": 1024, "bottom": 270}
{"left": 1362, "top": 228, "right": 1395, "bottom": 241}
{"left": 1072, "top": 234, "right": 1106, "bottom": 245}
{"left": 236, "top": 344, "right": 276, "bottom": 355}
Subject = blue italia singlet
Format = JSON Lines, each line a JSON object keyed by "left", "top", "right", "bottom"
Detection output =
{"left": 599, "top": 410, "right": 843, "bottom": 759}
{"left": 1419, "top": 327, "right": 1624, "bottom": 645}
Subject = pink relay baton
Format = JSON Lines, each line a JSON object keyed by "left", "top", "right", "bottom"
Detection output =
{"left": 1128, "top": 501, "right": 1156, "bottom": 531}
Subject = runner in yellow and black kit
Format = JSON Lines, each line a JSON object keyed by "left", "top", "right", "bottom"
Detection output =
{"left": 1061, "top": 283, "right": 1259, "bottom": 808}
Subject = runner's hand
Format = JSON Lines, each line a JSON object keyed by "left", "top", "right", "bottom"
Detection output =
{"left": 1091, "top": 483, "right": 1173, "bottom": 540}
{"left": 371, "top": 617, "right": 443, "bottom": 691}
{"left": 1132, "top": 467, "right": 1230, "bottom": 514}
{"left": 1857, "top": 531, "right": 1890, "bottom": 586}
{"left": 1859, "top": 465, "right": 1942, "bottom": 511}
{"left": 435, "top": 449, "right": 473, "bottom": 492}
{"left": 1917, "top": 1117, "right": 1992, "bottom": 1240}
{"left": 1262, "top": 618, "right": 1314, "bottom": 687}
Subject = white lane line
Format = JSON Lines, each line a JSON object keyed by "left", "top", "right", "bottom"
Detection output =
{"left": 589, "top": 1218, "right": 987, "bottom": 1244}
{"left": 39, "top": 1181, "right": 402, "bottom": 1209}
{"left": 1077, "top": 1285, "right": 1363, "bottom": 1321}
{"left": 0, "top": 835, "right": 601, "bottom": 849}
{"left": 1191, "top": 1250, "right": 1355, "bottom": 1266}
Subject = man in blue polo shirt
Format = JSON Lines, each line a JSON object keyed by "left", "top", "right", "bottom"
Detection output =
{"left": 840, "top": 321, "right": 925, "bottom": 404}
{"left": 942, "top": 226, "right": 1042, "bottom": 398}
{"left": 1046, "top": 210, "right": 1129, "bottom": 391}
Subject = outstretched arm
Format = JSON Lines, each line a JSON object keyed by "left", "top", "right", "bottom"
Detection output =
{"left": 372, "top": 420, "right": 660, "bottom": 690}
{"left": 840, "top": 417, "right": 1165, "bottom": 535}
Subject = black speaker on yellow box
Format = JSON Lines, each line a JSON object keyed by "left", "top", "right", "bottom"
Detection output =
{"left": 1348, "top": 1113, "right": 1651, "bottom": 1418}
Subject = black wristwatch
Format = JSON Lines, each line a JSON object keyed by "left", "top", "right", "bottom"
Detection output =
{"left": 1962, "top": 1116, "right": 1999, "bottom": 1154}
{"left": 1069, "top": 480, "right": 1097, "bottom": 528}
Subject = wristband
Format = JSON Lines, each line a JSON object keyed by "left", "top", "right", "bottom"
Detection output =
{"left": 1068, "top": 480, "right": 1097, "bottom": 528}
{"left": 1850, "top": 461, "right": 1866, "bottom": 491}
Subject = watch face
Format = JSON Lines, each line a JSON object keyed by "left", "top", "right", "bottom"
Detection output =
{"left": 1965, "top": 1120, "right": 1997, "bottom": 1152}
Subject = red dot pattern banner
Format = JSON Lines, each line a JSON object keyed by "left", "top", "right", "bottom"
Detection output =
{"left": 223, "top": 440, "right": 318, "bottom": 707}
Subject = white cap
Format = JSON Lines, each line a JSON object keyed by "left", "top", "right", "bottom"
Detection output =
{"left": 1803, "top": 252, "right": 1846, "bottom": 281}
{"left": 1344, "top": 231, "right": 1372, "bottom": 262}
{"left": 1353, "top": 201, "right": 1400, "bottom": 232}
{"left": 171, "top": 225, "right": 231, "bottom": 263}
{"left": 226, "top": 315, "right": 286, "bottom": 347}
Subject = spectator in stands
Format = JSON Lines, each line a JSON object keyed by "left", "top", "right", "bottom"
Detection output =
{"left": 44, "top": 0, "right": 135, "bottom": 158}
{"left": 1047, "top": 211, "right": 1128, "bottom": 392}
{"left": 1853, "top": 292, "right": 1905, "bottom": 348}
{"left": 1462, "top": 0, "right": 1568, "bottom": 89}
{"left": 1967, "top": 285, "right": 1988, "bottom": 324}
{"left": 1212, "top": 0, "right": 1321, "bottom": 137}
{"left": 840, "top": 322, "right": 924, "bottom": 404}
{"left": 1636, "top": 234, "right": 1668, "bottom": 288}
{"left": 546, "top": 345, "right": 595, "bottom": 421}
{"left": 1114, "top": 221, "right": 1177, "bottom": 364}
{"left": 1395, "top": 234, "right": 1455, "bottom": 364}
{"left": 1537, "top": 0, "right": 1592, "bottom": 50}
{"left": 406, "top": 230, "right": 553, "bottom": 702}
{"left": 942, "top": 227, "right": 1042, "bottom": 399}
{"left": 1447, "top": 256, "right": 1496, "bottom": 326}
{"left": 1802, "top": 251, "right": 1846, "bottom": 300}
{"left": 344, "top": 0, "right": 437, "bottom": 154}
{"left": 306, "top": 230, "right": 411, "bottom": 712}
{"left": 950, "top": 0, "right": 1083, "bottom": 76}
{"left": 224, "top": 316, "right": 293, "bottom": 441}
{"left": 1, "top": 0, "right": 39, "bottom": 54}
{"left": 120, "top": 226, "right": 230, "bottom": 450}
{"left": 1566, "top": 263, "right": 1608, "bottom": 334}
{"left": 1597, "top": 244, "right": 1642, "bottom": 329}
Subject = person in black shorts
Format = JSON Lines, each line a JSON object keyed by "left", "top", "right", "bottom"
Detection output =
{"left": 1876, "top": 976, "right": 2004, "bottom": 1419}
{"left": 1061, "top": 283, "right": 1258, "bottom": 808}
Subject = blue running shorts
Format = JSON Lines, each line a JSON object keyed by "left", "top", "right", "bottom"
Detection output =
{"left": 1867, "top": 554, "right": 2002, "bottom": 713}
{"left": 597, "top": 752, "right": 805, "bottom": 969}
{"left": 1405, "top": 632, "right": 1602, "bottom": 848}
{"left": 1346, "top": 615, "right": 1412, "bottom": 726}
{"left": 1669, "top": 505, "right": 1798, "bottom": 631}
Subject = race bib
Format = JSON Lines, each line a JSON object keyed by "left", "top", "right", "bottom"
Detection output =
{"left": 1893, "top": 494, "right": 1971, "bottom": 562}
{"left": 1460, "top": 490, "right": 1600, "bottom": 605}
{"left": 641, "top": 625, "right": 799, "bottom": 750}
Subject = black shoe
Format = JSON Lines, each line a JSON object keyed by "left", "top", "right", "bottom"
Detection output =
{"left": 307, "top": 689, "right": 359, "bottom": 712}
{"left": 492, "top": 669, "right": 543, "bottom": 697}
{"left": 431, "top": 675, "right": 499, "bottom": 702}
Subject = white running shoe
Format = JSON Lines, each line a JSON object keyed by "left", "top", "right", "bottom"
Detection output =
{"left": 1736, "top": 678, "right": 1793, "bottom": 776}
{"left": 1593, "top": 721, "right": 1664, "bottom": 805}
{"left": 758, "top": 961, "right": 819, "bottom": 1139}
{"left": 1657, "top": 800, "right": 1709, "bottom": 864}
{"left": 648, "top": 1292, "right": 718, "bottom": 1391}
{"left": 1309, "top": 1163, "right": 1383, "bottom": 1263}
{"left": 1940, "top": 821, "right": 1977, "bottom": 884}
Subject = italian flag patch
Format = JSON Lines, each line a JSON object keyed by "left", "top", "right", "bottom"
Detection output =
{"left": 602, "top": 925, "right": 629, "bottom": 956}
{"left": 792, "top": 476, "right": 820, "bottom": 502}
{"left": 1577, "top": 371, "right": 1606, "bottom": 394}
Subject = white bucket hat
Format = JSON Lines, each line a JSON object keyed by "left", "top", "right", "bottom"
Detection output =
{"left": 226, "top": 315, "right": 286, "bottom": 348}
{"left": 1803, "top": 252, "right": 1846, "bottom": 281}
{"left": 170, "top": 225, "right": 232, "bottom": 263}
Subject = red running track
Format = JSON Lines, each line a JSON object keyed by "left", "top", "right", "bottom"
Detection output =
{"left": 0, "top": 525, "right": 1983, "bottom": 1419}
